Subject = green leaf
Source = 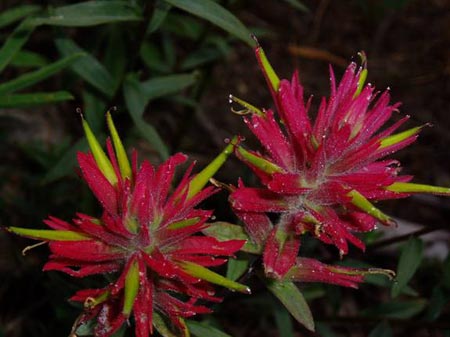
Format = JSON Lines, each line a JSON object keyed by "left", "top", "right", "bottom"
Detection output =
{"left": 163, "top": 0, "right": 254, "bottom": 46}
{"left": 140, "top": 41, "right": 172, "bottom": 73}
{"left": 425, "top": 287, "right": 450, "bottom": 321}
{"left": 315, "top": 323, "right": 342, "bottom": 337}
{"left": 10, "top": 49, "right": 49, "bottom": 68}
{"left": 391, "top": 237, "right": 424, "bottom": 298}
{"left": 55, "top": 36, "right": 115, "bottom": 97}
{"left": 0, "top": 5, "right": 41, "bottom": 29}
{"left": 42, "top": 138, "right": 89, "bottom": 184}
{"left": 0, "top": 19, "right": 36, "bottom": 74}
{"left": 147, "top": 0, "right": 172, "bottom": 34}
{"left": 282, "top": 0, "right": 310, "bottom": 13}
{"left": 140, "top": 72, "right": 198, "bottom": 103}
{"left": 273, "top": 302, "right": 295, "bottom": 337}
{"left": 179, "top": 261, "right": 251, "bottom": 294}
{"left": 226, "top": 255, "right": 249, "bottom": 281}
{"left": 32, "top": 1, "right": 142, "bottom": 27}
{"left": 82, "top": 89, "right": 107, "bottom": 133}
{"left": 103, "top": 27, "right": 127, "bottom": 93}
{"left": 123, "top": 74, "right": 169, "bottom": 159}
{"left": 186, "top": 320, "right": 232, "bottom": 337}
{"left": 202, "top": 222, "right": 262, "bottom": 254}
{"left": 0, "top": 91, "right": 73, "bottom": 108}
{"left": 123, "top": 259, "right": 139, "bottom": 315}
{"left": 0, "top": 53, "right": 83, "bottom": 95}
{"left": 368, "top": 321, "right": 392, "bottom": 337}
{"left": 8, "top": 227, "right": 89, "bottom": 241}
{"left": 362, "top": 299, "right": 427, "bottom": 319}
{"left": 187, "top": 136, "right": 237, "bottom": 199}
{"left": 265, "top": 279, "right": 314, "bottom": 331}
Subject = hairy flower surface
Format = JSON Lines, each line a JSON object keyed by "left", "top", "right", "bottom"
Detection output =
{"left": 230, "top": 45, "right": 450, "bottom": 281}
{"left": 10, "top": 114, "right": 248, "bottom": 337}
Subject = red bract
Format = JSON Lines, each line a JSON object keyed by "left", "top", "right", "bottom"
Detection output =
{"left": 9, "top": 114, "right": 248, "bottom": 337}
{"left": 230, "top": 45, "right": 450, "bottom": 281}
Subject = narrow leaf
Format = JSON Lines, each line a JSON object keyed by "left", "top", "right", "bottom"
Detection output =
{"left": 368, "top": 321, "right": 392, "bottom": 337}
{"left": 163, "top": 0, "right": 254, "bottom": 46}
{"left": 265, "top": 279, "right": 315, "bottom": 331}
{"left": 391, "top": 237, "right": 424, "bottom": 298}
{"left": 55, "top": 36, "right": 115, "bottom": 97}
{"left": 82, "top": 118, "right": 118, "bottom": 185}
{"left": 123, "top": 74, "right": 169, "bottom": 159}
{"left": 282, "top": 0, "right": 310, "bottom": 13}
{"left": 0, "top": 19, "right": 36, "bottom": 74}
{"left": 106, "top": 111, "right": 132, "bottom": 179}
{"left": 123, "top": 259, "right": 139, "bottom": 315}
{"left": 273, "top": 302, "right": 295, "bottom": 337}
{"left": 8, "top": 227, "right": 89, "bottom": 241}
{"left": 0, "top": 5, "right": 41, "bottom": 29}
{"left": 42, "top": 138, "right": 88, "bottom": 184}
{"left": 187, "top": 136, "right": 237, "bottom": 199}
{"left": 362, "top": 299, "right": 427, "bottom": 319}
{"left": 10, "top": 49, "right": 49, "bottom": 68}
{"left": 178, "top": 261, "right": 251, "bottom": 294}
{"left": 386, "top": 182, "right": 450, "bottom": 196}
{"left": 0, "top": 53, "right": 83, "bottom": 95}
{"left": 32, "top": 1, "right": 142, "bottom": 27}
{"left": 202, "top": 222, "right": 262, "bottom": 254}
{"left": 140, "top": 72, "right": 198, "bottom": 102}
{"left": 186, "top": 321, "right": 232, "bottom": 337}
{"left": 226, "top": 255, "right": 249, "bottom": 281}
{"left": 0, "top": 91, "right": 73, "bottom": 108}
{"left": 147, "top": 1, "right": 172, "bottom": 34}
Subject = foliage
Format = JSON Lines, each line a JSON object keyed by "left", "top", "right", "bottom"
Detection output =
{"left": 1, "top": 1, "right": 449, "bottom": 337}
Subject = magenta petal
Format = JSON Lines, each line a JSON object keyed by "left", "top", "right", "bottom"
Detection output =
{"left": 43, "top": 259, "right": 120, "bottom": 277}
{"left": 234, "top": 210, "right": 272, "bottom": 244}
{"left": 268, "top": 173, "right": 309, "bottom": 195}
{"left": 230, "top": 187, "right": 289, "bottom": 212}
{"left": 245, "top": 110, "right": 294, "bottom": 169}
{"left": 77, "top": 152, "right": 118, "bottom": 216}
{"left": 288, "top": 258, "right": 365, "bottom": 288}
{"left": 172, "top": 236, "right": 244, "bottom": 256}
{"left": 49, "top": 240, "right": 123, "bottom": 262}
{"left": 263, "top": 227, "right": 300, "bottom": 278}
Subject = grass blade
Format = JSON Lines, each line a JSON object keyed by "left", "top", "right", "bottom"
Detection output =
{"left": 0, "top": 91, "right": 73, "bottom": 108}
{"left": 164, "top": 0, "right": 254, "bottom": 46}
{"left": 0, "top": 53, "right": 83, "bottom": 95}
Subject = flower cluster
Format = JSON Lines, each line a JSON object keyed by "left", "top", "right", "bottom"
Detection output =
{"left": 9, "top": 114, "right": 248, "bottom": 337}
{"left": 229, "top": 45, "right": 450, "bottom": 282}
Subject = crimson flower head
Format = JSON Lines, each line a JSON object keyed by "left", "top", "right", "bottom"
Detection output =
{"left": 229, "top": 44, "right": 450, "bottom": 282}
{"left": 10, "top": 113, "right": 248, "bottom": 337}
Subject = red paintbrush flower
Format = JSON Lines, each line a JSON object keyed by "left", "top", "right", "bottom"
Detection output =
{"left": 9, "top": 113, "right": 249, "bottom": 337}
{"left": 229, "top": 44, "right": 450, "bottom": 281}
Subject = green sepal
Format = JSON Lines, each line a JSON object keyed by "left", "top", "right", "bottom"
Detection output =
{"left": 386, "top": 182, "right": 450, "bottom": 196}
{"left": 355, "top": 68, "right": 368, "bottom": 97}
{"left": 123, "top": 259, "right": 140, "bottom": 316}
{"left": 84, "top": 290, "right": 110, "bottom": 309}
{"left": 236, "top": 146, "right": 284, "bottom": 174}
{"left": 178, "top": 261, "right": 251, "bottom": 294}
{"left": 8, "top": 227, "right": 89, "bottom": 241}
{"left": 82, "top": 117, "right": 118, "bottom": 185}
{"left": 379, "top": 126, "right": 423, "bottom": 149}
{"left": 348, "top": 190, "right": 395, "bottom": 226}
{"left": 187, "top": 136, "right": 238, "bottom": 199}
{"left": 106, "top": 111, "right": 132, "bottom": 179}
{"left": 202, "top": 221, "right": 262, "bottom": 254}
{"left": 229, "top": 94, "right": 264, "bottom": 116}
{"left": 255, "top": 45, "right": 280, "bottom": 92}
{"left": 167, "top": 217, "right": 200, "bottom": 230}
